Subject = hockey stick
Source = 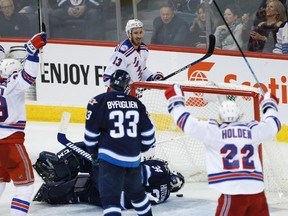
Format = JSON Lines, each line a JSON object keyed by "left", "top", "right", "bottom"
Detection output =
{"left": 213, "top": 0, "right": 265, "bottom": 95}
{"left": 57, "top": 112, "right": 92, "bottom": 162}
{"left": 161, "top": 34, "right": 216, "bottom": 80}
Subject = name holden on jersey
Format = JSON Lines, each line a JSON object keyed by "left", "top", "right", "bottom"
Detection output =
{"left": 41, "top": 63, "right": 104, "bottom": 86}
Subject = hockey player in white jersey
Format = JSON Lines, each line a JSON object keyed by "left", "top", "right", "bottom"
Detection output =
{"left": 164, "top": 84, "right": 281, "bottom": 216}
{"left": 0, "top": 32, "right": 47, "bottom": 216}
{"left": 103, "top": 19, "right": 164, "bottom": 92}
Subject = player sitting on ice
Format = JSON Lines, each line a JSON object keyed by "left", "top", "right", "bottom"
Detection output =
{"left": 32, "top": 143, "right": 185, "bottom": 208}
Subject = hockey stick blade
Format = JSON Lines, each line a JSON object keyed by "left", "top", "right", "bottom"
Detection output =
{"left": 162, "top": 34, "right": 215, "bottom": 80}
{"left": 57, "top": 112, "right": 92, "bottom": 162}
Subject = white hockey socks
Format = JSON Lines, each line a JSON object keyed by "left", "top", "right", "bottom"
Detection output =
{"left": 10, "top": 184, "right": 34, "bottom": 216}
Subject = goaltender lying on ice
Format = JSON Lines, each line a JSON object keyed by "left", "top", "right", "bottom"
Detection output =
{"left": 33, "top": 141, "right": 185, "bottom": 208}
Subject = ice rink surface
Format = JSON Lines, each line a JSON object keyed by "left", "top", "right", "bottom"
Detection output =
{"left": 0, "top": 121, "right": 288, "bottom": 216}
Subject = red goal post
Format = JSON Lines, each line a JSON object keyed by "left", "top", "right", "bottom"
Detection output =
{"left": 130, "top": 80, "right": 261, "bottom": 181}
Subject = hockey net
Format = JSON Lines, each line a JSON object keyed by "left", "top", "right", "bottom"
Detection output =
{"left": 130, "top": 80, "right": 288, "bottom": 204}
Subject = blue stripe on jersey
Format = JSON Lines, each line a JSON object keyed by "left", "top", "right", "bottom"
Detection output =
{"left": 0, "top": 121, "right": 26, "bottom": 130}
{"left": 176, "top": 112, "right": 190, "bottom": 130}
{"left": 98, "top": 148, "right": 141, "bottom": 167}
{"left": 103, "top": 74, "right": 111, "bottom": 83}
{"left": 266, "top": 115, "right": 281, "bottom": 132}
{"left": 208, "top": 170, "right": 263, "bottom": 184}
{"left": 21, "top": 70, "right": 36, "bottom": 85}
{"left": 26, "top": 55, "right": 39, "bottom": 62}
{"left": 140, "top": 44, "right": 148, "bottom": 52}
{"left": 124, "top": 47, "right": 135, "bottom": 57}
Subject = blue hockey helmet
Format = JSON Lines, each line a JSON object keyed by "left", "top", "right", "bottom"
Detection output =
{"left": 110, "top": 69, "right": 131, "bottom": 92}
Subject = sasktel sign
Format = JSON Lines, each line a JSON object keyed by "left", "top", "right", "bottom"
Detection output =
{"left": 187, "top": 62, "right": 288, "bottom": 105}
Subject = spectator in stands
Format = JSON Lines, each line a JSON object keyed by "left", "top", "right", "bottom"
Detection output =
{"left": 150, "top": 4, "right": 190, "bottom": 46}
{"left": 214, "top": 4, "right": 243, "bottom": 50}
{"left": 254, "top": 0, "right": 287, "bottom": 27}
{"left": 189, "top": 2, "right": 221, "bottom": 48}
{"left": 248, "top": 0, "right": 287, "bottom": 53}
{"left": 13, "top": 0, "right": 37, "bottom": 12}
{"left": 49, "top": 0, "right": 104, "bottom": 40}
{"left": 168, "top": 0, "right": 198, "bottom": 14}
{"left": 0, "top": 0, "right": 32, "bottom": 37}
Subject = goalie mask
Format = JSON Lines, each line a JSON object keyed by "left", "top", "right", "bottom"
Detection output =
{"left": 170, "top": 171, "right": 185, "bottom": 193}
{"left": 219, "top": 100, "right": 240, "bottom": 123}
{"left": 110, "top": 69, "right": 131, "bottom": 92}
{"left": 0, "top": 58, "right": 23, "bottom": 79}
{"left": 125, "top": 19, "right": 144, "bottom": 37}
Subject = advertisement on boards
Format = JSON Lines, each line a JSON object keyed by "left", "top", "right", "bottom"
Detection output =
{"left": 1, "top": 42, "right": 287, "bottom": 125}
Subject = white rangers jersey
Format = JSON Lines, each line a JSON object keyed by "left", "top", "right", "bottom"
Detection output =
{"left": 0, "top": 56, "right": 39, "bottom": 139}
{"left": 170, "top": 106, "right": 281, "bottom": 195}
{"left": 103, "top": 39, "right": 153, "bottom": 88}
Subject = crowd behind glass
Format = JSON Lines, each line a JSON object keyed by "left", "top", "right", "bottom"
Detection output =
{"left": 1, "top": 0, "right": 287, "bottom": 54}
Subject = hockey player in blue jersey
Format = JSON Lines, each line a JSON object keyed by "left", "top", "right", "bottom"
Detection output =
{"left": 84, "top": 69, "right": 156, "bottom": 216}
{"left": 103, "top": 19, "right": 164, "bottom": 93}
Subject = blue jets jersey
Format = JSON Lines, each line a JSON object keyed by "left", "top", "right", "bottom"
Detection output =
{"left": 121, "top": 159, "right": 171, "bottom": 209}
{"left": 84, "top": 90, "right": 156, "bottom": 167}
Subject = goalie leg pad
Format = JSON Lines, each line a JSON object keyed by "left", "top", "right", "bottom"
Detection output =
{"left": 34, "top": 179, "right": 78, "bottom": 204}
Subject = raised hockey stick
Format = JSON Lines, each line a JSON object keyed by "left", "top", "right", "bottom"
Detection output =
{"left": 213, "top": 0, "right": 265, "bottom": 95}
{"left": 161, "top": 34, "right": 216, "bottom": 80}
{"left": 57, "top": 111, "right": 92, "bottom": 162}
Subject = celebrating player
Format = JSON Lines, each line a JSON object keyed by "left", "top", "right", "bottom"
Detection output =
{"left": 0, "top": 32, "right": 47, "bottom": 216}
{"left": 32, "top": 144, "right": 185, "bottom": 208}
{"left": 103, "top": 19, "right": 164, "bottom": 93}
{"left": 84, "top": 69, "right": 156, "bottom": 216}
{"left": 164, "top": 84, "right": 281, "bottom": 216}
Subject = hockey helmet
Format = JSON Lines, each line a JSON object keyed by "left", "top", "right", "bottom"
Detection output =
{"left": 170, "top": 171, "right": 185, "bottom": 193}
{"left": 0, "top": 58, "right": 23, "bottom": 79}
{"left": 110, "top": 69, "right": 131, "bottom": 92}
{"left": 219, "top": 100, "right": 240, "bottom": 123}
{"left": 125, "top": 19, "right": 144, "bottom": 36}
{"left": 6, "top": 46, "right": 27, "bottom": 62}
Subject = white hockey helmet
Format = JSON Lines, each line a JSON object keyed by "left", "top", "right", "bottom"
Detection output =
{"left": 219, "top": 100, "right": 240, "bottom": 123}
{"left": 125, "top": 19, "right": 144, "bottom": 36}
{"left": 0, "top": 58, "right": 23, "bottom": 79}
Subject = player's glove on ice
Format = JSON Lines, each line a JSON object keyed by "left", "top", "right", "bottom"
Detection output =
{"left": 165, "top": 84, "right": 185, "bottom": 113}
{"left": 260, "top": 92, "right": 278, "bottom": 114}
{"left": 25, "top": 32, "right": 47, "bottom": 56}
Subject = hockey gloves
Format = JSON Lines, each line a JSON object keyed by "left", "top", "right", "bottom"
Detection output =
{"left": 152, "top": 71, "right": 164, "bottom": 81}
{"left": 260, "top": 92, "right": 278, "bottom": 114}
{"left": 25, "top": 32, "right": 47, "bottom": 56}
{"left": 165, "top": 84, "right": 185, "bottom": 113}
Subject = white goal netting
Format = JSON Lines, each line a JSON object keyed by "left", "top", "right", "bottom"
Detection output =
{"left": 131, "top": 80, "right": 288, "bottom": 204}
